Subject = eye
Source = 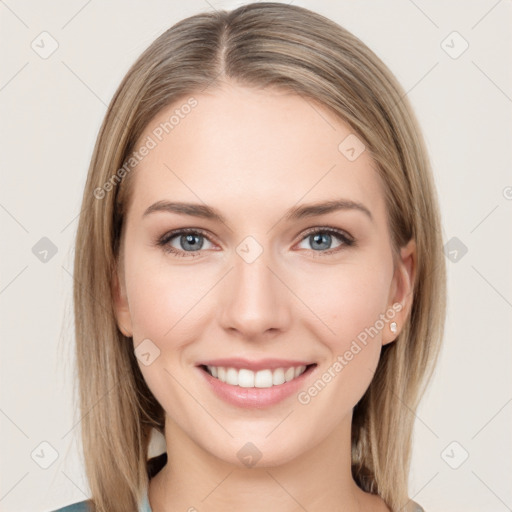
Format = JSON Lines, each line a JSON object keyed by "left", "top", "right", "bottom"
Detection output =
{"left": 156, "top": 227, "right": 355, "bottom": 258}
{"left": 296, "top": 228, "right": 355, "bottom": 256}
{"left": 156, "top": 228, "right": 215, "bottom": 257}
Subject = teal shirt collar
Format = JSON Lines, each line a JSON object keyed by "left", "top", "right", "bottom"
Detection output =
{"left": 141, "top": 490, "right": 152, "bottom": 512}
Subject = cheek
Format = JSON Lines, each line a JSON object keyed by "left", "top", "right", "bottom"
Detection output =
{"left": 124, "top": 253, "right": 214, "bottom": 420}
{"left": 124, "top": 249, "right": 215, "bottom": 344}
{"left": 293, "top": 260, "right": 392, "bottom": 398}
{"left": 298, "top": 259, "right": 392, "bottom": 342}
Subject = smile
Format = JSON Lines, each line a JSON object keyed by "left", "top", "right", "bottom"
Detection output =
{"left": 202, "top": 364, "right": 309, "bottom": 388}
{"left": 197, "top": 361, "right": 318, "bottom": 408}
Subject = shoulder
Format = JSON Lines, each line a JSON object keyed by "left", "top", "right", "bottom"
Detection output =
{"left": 51, "top": 500, "right": 92, "bottom": 512}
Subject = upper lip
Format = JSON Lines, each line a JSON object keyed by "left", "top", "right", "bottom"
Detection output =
{"left": 196, "top": 357, "right": 315, "bottom": 372}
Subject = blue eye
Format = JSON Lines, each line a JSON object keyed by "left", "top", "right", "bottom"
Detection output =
{"left": 157, "top": 229, "right": 214, "bottom": 257}
{"left": 297, "top": 228, "right": 355, "bottom": 255}
{"left": 156, "top": 227, "right": 355, "bottom": 258}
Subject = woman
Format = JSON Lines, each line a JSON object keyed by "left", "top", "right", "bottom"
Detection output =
{"left": 54, "top": 2, "right": 446, "bottom": 511}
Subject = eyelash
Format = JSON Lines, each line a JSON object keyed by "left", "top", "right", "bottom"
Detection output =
{"left": 155, "top": 227, "right": 356, "bottom": 258}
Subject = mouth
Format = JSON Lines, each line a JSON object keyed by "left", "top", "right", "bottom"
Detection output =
{"left": 199, "top": 363, "right": 316, "bottom": 388}
{"left": 196, "top": 361, "right": 318, "bottom": 408}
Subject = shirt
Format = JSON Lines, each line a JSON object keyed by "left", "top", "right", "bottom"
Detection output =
{"left": 52, "top": 494, "right": 425, "bottom": 511}
{"left": 51, "top": 491, "right": 151, "bottom": 512}
{"left": 52, "top": 492, "right": 425, "bottom": 511}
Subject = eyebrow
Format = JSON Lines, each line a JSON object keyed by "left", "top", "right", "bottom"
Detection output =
{"left": 143, "top": 199, "right": 373, "bottom": 223}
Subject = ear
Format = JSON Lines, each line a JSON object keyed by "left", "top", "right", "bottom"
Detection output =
{"left": 111, "top": 259, "right": 133, "bottom": 337}
{"left": 382, "top": 238, "right": 416, "bottom": 346}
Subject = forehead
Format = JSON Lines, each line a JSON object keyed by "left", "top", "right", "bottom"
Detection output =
{"left": 127, "top": 84, "right": 387, "bottom": 224}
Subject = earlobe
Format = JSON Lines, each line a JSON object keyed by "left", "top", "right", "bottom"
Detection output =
{"left": 382, "top": 238, "right": 416, "bottom": 346}
{"left": 111, "top": 263, "right": 133, "bottom": 337}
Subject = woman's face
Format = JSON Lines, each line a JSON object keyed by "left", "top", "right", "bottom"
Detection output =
{"left": 113, "top": 83, "right": 415, "bottom": 467}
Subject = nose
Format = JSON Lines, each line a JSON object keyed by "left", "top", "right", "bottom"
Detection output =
{"left": 218, "top": 247, "right": 292, "bottom": 341}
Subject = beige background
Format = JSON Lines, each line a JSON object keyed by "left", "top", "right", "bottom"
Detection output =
{"left": 1, "top": 0, "right": 511, "bottom": 510}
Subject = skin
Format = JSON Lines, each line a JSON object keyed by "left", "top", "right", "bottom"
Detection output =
{"left": 113, "top": 82, "right": 415, "bottom": 512}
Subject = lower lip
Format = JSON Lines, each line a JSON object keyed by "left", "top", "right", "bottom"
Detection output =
{"left": 197, "top": 365, "right": 317, "bottom": 409}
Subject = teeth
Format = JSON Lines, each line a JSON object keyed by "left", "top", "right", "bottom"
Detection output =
{"left": 205, "top": 365, "right": 308, "bottom": 388}
{"left": 238, "top": 369, "right": 254, "bottom": 387}
{"left": 273, "top": 368, "right": 285, "bottom": 385}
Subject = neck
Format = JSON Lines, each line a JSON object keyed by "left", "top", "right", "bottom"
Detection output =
{"left": 148, "top": 413, "right": 388, "bottom": 512}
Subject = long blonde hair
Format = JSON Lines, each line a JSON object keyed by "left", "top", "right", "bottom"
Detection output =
{"left": 73, "top": 3, "right": 446, "bottom": 511}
